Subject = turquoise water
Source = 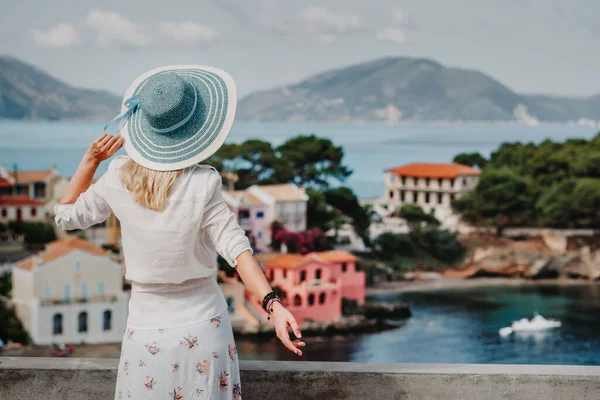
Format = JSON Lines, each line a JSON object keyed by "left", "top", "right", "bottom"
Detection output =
{"left": 0, "top": 121, "right": 598, "bottom": 198}
{"left": 237, "top": 284, "right": 600, "bottom": 365}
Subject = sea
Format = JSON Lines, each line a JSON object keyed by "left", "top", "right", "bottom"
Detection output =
{"left": 237, "top": 284, "right": 600, "bottom": 365}
{"left": 0, "top": 121, "right": 598, "bottom": 199}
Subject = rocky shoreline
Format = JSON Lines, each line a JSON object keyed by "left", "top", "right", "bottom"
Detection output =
{"left": 232, "top": 302, "right": 411, "bottom": 337}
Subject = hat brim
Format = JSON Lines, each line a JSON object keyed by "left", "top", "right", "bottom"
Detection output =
{"left": 119, "top": 65, "right": 237, "bottom": 171}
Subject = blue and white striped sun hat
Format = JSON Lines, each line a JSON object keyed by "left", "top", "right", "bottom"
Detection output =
{"left": 104, "top": 65, "right": 237, "bottom": 171}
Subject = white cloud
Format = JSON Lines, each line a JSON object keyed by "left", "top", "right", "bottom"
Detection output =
{"left": 319, "top": 35, "right": 336, "bottom": 45}
{"left": 159, "top": 22, "right": 217, "bottom": 44}
{"left": 377, "top": 28, "right": 407, "bottom": 45}
{"left": 85, "top": 10, "right": 150, "bottom": 47}
{"left": 31, "top": 23, "right": 80, "bottom": 47}
{"left": 299, "top": 7, "right": 362, "bottom": 34}
{"left": 393, "top": 8, "right": 408, "bottom": 24}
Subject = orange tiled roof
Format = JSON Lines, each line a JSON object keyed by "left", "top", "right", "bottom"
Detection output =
{"left": 15, "top": 236, "right": 109, "bottom": 271}
{"left": 267, "top": 251, "right": 357, "bottom": 269}
{"left": 256, "top": 184, "right": 307, "bottom": 202}
{"left": 0, "top": 196, "right": 43, "bottom": 206}
{"left": 317, "top": 251, "right": 359, "bottom": 263}
{"left": 9, "top": 170, "right": 53, "bottom": 183}
{"left": 0, "top": 177, "right": 13, "bottom": 188}
{"left": 386, "top": 163, "right": 481, "bottom": 179}
{"left": 230, "top": 190, "right": 264, "bottom": 206}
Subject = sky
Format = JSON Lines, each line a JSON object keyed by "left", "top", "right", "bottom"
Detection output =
{"left": 1, "top": 0, "right": 599, "bottom": 98}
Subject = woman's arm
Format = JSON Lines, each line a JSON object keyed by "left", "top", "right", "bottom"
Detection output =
{"left": 59, "top": 134, "right": 124, "bottom": 205}
{"left": 235, "top": 250, "right": 306, "bottom": 356}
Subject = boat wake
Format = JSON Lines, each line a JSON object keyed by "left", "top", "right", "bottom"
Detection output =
{"left": 499, "top": 314, "right": 561, "bottom": 337}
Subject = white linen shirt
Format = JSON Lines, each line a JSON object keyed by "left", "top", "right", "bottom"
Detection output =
{"left": 54, "top": 155, "right": 252, "bottom": 284}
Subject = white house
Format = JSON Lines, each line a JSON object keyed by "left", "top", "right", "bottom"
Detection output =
{"left": 0, "top": 164, "right": 69, "bottom": 216}
{"left": 11, "top": 237, "right": 128, "bottom": 345}
{"left": 223, "top": 184, "right": 308, "bottom": 252}
{"left": 384, "top": 163, "right": 480, "bottom": 228}
{"left": 0, "top": 196, "right": 46, "bottom": 223}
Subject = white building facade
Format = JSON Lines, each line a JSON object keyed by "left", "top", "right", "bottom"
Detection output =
{"left": 11, "top": 237, "right": 128, "bottom": 345}
{"left": 383, "top": 163, "right": 481, "bottom": 230}
{"left": 0, "top": 197, "right": 46, "bottom": 223}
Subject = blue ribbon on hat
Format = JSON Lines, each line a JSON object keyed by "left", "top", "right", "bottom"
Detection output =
{"left": 104, "top": 95, "right": 140, "bottom": 134}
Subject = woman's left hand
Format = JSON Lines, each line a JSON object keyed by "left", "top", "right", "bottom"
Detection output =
{"left": 270, "top": 302, "right": 306, "bottom": 356}
{"left": 85, "top": 134, "right": 125, "bottom": 165}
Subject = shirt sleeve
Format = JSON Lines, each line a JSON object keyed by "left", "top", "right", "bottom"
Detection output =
{"left": 202, "top": 171, "right": 253, "bottom": 267}
{"left": 53, "top": 170, "right": 112, "bottom": 231}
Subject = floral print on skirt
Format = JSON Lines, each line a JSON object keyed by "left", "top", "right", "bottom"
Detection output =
{"left": 115, "top": 309, "right": 241, "bottom": 399}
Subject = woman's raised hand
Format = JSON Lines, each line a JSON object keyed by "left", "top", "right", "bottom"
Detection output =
{"left": 85, "top": 134, "right": 125, "bottom": 165}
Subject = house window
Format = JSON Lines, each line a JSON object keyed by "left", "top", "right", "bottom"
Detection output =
{"left": 425, "top": 178, "right": 430, "bottom": 186}
{"left": 81, "top": 283, "right": 88, "bottom": 300}
{"left": 425, "top": 193, "right": 430, "bottom": 204}
{"left": 388, "top": 191, "right": 394, "bottom": 199}
{"left": 103, "top": 310, "right": 112, "bottom": 331}
{"left": 463, "top": 178, "right": 467, "bottom": 186}
{"left": 1, "top": 208, "right": 6, "bottom": 217}
{"left": 308, "top": 294, "right": 315, "bottom": 306}
{"left": 256, "top": 211, "right": 264, "bottom": 219}
{"left": 438, "top": 193, "right": 443, "bottom": 204}
{"left": 226, "top": 296, "right": 236, "bottom": 314}
{"left": 238, "top": 209, "right": 250, "bottom": 219}
{"left": 401, "top": 176, "right": 406, "bottom": 185}
{"left": 300, "top": 270, "right": 306, "bottom": 282}
{"left": 450, "top": 178, "right": 455, "bottom": 187}
{"left": 294, "top": 295, "right": 302, "bottom": 306}
{"left": 31, "top": 207, "right": 37, "bottom": 217}
{"left": 319, "top": 293, "right": 326, "bottom": 304}
{"left": 78, "top": 312, "right": 88, "bottom": 333}
{"left": 97, "top": 282, "right": 105, "bottom": 295}
{"left": 315, "top": 269, "right": 322, "bottom": 280}
{"left": 269, "top": 269, "right": 274, "bottom": 281}
{"left": 53, "top": 313, "right": 63, "bottom": 335}
{"left": 438, "top": 178, "right": 443, "bottom": 187}
{"left": 75, "top": 260, "right": 81, "bottom": 272}
{"left": 342, "top": 263, "right": 347, "bottom": 273}
{"left": 400, "top": 191, "right": 405, "bottom": 202}
{"left": 450, "top": 194, "right": 456, "bottom": 202}
{"left": 283, "top": 270, "right": 287, "bottom": 279}
{"left": 258, "top": 231, "right": 263, "bottom": 239}
{"left": 44, "top": 284, "right": 52, "bottom": 300}
{"left": 64, "top": 284, "right": 71, "bottom": 302}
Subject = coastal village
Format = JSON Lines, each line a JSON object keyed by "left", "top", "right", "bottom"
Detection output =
{"left": 1, "top": 147, "right": 599, "bottom": 354}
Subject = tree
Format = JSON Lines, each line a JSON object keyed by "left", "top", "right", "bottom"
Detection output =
{"left": 324, "top": 187, "right": 370, "bottom": 242}
{"left": 418, "top": 228, "right": 465, "bottom": 264}
{"left": 276, "top": 135, "right": 352, "bottom": 189}
{"left": 453, "top": 168, "right": 533, "bottom": 233}
{"left": 306, "top": 188, "right": 336, "bottom": 231}
{"left": 395, "top": 204, "right": 440, "bottom": 238}
{"left": 453, "top": 152, "right": 487, "bottom": 168}
{"left": 373, "top": 232, "right": 414, "bottom": 261}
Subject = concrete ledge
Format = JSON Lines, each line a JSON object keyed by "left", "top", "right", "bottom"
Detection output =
{"left": 1, "top": 357, "right": 600, "bottom": 399}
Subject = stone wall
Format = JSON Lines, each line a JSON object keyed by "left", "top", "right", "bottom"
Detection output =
{"left": 1, "top": 357, "right": 600, "bottom": 400}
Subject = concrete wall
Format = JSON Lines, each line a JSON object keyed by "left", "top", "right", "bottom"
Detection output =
{"left": 1, "top": 357, "right": 599, "bottom": 400}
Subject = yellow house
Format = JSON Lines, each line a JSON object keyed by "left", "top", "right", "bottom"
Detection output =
{"left": 11, "top": 237, "right": 129, "bottom": 345}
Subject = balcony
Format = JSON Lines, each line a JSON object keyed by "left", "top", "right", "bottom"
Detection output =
{"left": 1, "top": 357, "right": 599, "bottom": 399}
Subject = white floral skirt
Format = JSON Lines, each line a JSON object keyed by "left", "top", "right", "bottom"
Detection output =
{"left": 115, "top": 276, "right": 242, "bottom": 399}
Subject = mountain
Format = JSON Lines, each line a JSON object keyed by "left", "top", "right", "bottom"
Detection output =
{"left": 237, "top": 57, "right": 600, "bottom": 123}
{"left": 0, "top": 56, "right": 120, "bottom": 120}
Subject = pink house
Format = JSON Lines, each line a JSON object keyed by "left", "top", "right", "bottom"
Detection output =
{"left": 247, "top": 251, "right": 365, "bottom": 324}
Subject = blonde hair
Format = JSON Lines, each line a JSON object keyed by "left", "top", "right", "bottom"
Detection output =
{"left": 119, "top": 159, "right": 183, "bottom": 211}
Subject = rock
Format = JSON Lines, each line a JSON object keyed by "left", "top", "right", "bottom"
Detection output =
{"left": 542, "top": 230, "right": 567, "bottom": 253}
{"left": 360, "top": 302, "right": 411, "bottom": 319}
{"left": 524, "top": 257, "right": 558, "bottom": 279}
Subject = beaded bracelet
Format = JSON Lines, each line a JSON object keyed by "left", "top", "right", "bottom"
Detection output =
{"left": 261, "top": 291, "right": 280, "bottom": 312}
{"left": 265, "top": 298, "right": 282, "bottom": 321}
